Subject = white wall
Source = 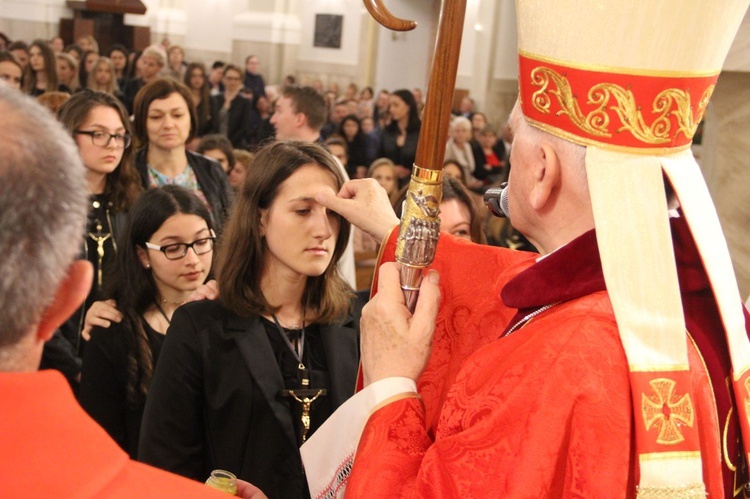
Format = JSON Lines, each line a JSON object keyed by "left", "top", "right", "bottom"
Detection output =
{"left": 372, "top": 0, "right": 437, "bottom": 92}
{"left": 492, "top": 0, "right": 517, "bottom": 81}
{"left": 296, "top": 0, "right": 363, "bottom": 65}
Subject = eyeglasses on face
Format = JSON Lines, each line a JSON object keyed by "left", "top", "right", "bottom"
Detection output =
{"left": 144, "top": 230, "right": 216, "bottom": 260}
{"left": 74, "top": 130, "right": 132, "bottom": 149}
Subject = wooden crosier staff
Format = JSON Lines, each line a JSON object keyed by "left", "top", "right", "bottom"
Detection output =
{"left": 364, "top": 0, "right": 468, "bottom": 311}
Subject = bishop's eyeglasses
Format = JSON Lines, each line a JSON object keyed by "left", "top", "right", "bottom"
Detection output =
{"left": 144, "top": 230, "right": 217, "bottom": 260}
{"left": 74, "top": 130, "right": 132, "bottom": 149}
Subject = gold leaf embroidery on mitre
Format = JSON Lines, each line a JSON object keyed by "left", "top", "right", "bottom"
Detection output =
{"left": 641, "top": 378, "right": 695, "bottom": 445}
{"left": 530, "top": 66, "right": 708, "bottom": 145}
{"left": 530, "top": 67, "right": 610, "bottom": 137}
{"left": 592, "top": 83, "right": 669, "bottom": 144}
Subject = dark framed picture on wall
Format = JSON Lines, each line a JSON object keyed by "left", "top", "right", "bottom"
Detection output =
{"left": 314, "top": 14, "right": 343, "bottom": 49}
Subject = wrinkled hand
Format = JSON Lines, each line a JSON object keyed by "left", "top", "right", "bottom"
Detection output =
{"left": 82, "top": 299, "right": 122, "bottom": 340}
{"left": 236, "top": 479, "right": 268, "bottom": 499}
{"left": 188, "top": 279, "right": 219, "bottom": 302}
{"left": 361, "top": 263, "right": 441, "bottom": 386}
{"left": 315, "top": 179, "right": 399, "bottom": 243}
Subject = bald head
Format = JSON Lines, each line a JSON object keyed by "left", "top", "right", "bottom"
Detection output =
{"left": 0, "top": 87, "right": 88, "bottom": 356}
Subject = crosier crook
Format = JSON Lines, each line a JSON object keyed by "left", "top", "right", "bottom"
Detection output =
{"left": 363, "top": 0, "right": 468, "bottom": 311}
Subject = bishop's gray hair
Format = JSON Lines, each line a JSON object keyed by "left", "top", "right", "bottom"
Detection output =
{"left": 0, "top": 86, "right": 88, "bottom": 348}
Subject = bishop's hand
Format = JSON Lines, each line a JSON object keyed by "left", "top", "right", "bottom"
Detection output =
{"left": 315, "top": 179, "right": 399, "bottom": 243}
{"left": 361, "top": 262, "right": 441, "bottom": 386}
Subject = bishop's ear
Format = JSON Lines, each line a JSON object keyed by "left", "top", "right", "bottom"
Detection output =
{"left": 36, "top": 260, "right": 93, "bottom": 342}
{"left": 528, "top": 142, "right": 562, "bottom": 211}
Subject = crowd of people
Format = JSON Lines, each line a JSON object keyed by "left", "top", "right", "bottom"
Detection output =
{"left": 0, "top": 30, "right": 523, "bottom": 498}
{"left": 5, "top": 5, "right": 744, "bottom": 495}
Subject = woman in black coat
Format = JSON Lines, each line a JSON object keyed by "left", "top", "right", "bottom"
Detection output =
{"left": 132, "top": 78, "right": 233, "bottom": 233}
{"left": 377, "top": 89, "right": 421, "bottom": 188}
{"left": 139, "top": 141, "right": 360, "bottom": 499}
{"left": 43, "top": 90, "right": 143, "bottom": 387}
{"left": 210, "top": 64, "right": 261, "bottom": 149}
{"left": 79, "top": 186, "right": 216, "bottom": 458}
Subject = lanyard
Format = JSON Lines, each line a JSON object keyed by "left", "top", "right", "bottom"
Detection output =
{"left": 270, "top": 312, "right": 306, "bottom": 373}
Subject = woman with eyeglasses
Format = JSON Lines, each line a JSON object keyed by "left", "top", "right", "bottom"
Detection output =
{"left": 133, "top": 78, "right": 233, "bottom": 233}
{"left": 45, "top": 91, "right": 142, "bottom": 388}
{"left": 139, "top": 141, "right": 360, "bottom": 498}
{"left": 79, "top": 185, "right": 215, "bottom": 458}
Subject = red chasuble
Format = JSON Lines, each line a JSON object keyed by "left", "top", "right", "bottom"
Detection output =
{"left": 0, "top": 370, "right": 229, "bottom": 497}
{"left": 346, "top": 217, "right": 750, "bottom": 498}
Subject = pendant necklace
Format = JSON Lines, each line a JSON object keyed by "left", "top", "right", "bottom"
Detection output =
{"left": 271, "top": 311, "right": 307, "bottom": 383}
{"left": 154, "top": 301, "right": 171, "bottom": 325}
{"left": 272, "top": 309, "right": 327, "bottom": 443}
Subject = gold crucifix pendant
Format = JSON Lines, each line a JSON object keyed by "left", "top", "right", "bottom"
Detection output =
{"left": 280, "top": 388, "right": 327, "bottom": 443}
{"left": 88, "top": 230, "right": 112, "bottom": 288}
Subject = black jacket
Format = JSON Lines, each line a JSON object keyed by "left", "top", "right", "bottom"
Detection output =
{"left": 139, "top": 299, "right": 361, "bottom": 499}
{"left": 135, "top": 149, "right": 233, "bottom": 233}
{"left": 41, "top": 201, "right": 129, "bottom": 388}
{"left": 242, "top": 71, "right": 266, "bottom": 104}
{"left": 210, "top": 94, "right": 261, "bottom": 149}
{"left": 78, "top": 318, "right": 165, "bottom": 458}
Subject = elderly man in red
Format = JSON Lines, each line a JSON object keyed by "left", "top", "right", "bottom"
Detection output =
{"left": 304, "top": 0, "right": 750, "bottom": 497}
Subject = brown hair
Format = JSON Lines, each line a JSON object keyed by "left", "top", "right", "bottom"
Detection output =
{"left": 222, "top": 63, "right": 242, "bottom": 78}
{"left": 132, "top": 77, "right": 197, "bottom": 148}
{"left": 442, "top": 175, "right": 486, "bottom": 244}
{"left": 184, "top": 61, "right": 210, "bottom": 127}
{"left": 24, "top": 39, "right": 57, "bottom": 94}
{"left": 281, "top": 86, "right": 328, "bottom": 131}
{"left": 216, "top": 140, "right": 353, "bottom": 322}
{"left": 57, "top": 89, "right": 143, "bottom": 212}
{"left": 197, "top": 134, "right": 236, "bottom": 169}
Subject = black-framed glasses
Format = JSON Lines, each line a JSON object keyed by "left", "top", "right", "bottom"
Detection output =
{"left": 144, "top": 230, "right": 216, "bottom": 260}
{"left": 74, "top": 130, "right": 132, "bottom": 149}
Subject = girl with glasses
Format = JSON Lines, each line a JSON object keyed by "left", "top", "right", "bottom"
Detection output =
{"left": 79, "top": 185, "right": 215, "bottom": 458}
{"left": 44, "top": 91, "right": 142, "bottom": 388}
{"left": 139, "top": 141, "right": 360, "bottom": 498}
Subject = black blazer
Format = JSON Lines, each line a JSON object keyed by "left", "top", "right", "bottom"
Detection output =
{"left": 134, "top": 149, "right": 233, "bottom": 234}
{"left": 210, "top": 94, "right": 261, "bottom": 149}
{"left": 138, "top": 299, "right": 360, "bottom": 499}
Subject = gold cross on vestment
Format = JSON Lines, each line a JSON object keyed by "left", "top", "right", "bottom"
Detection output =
{"left": 641, "top": 378, "right": 695, "bottom": 445}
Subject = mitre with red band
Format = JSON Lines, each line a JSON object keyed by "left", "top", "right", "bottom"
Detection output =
{"left": 518, "top": 53, "right": 717, "bottom": 153}
{"left": 516, "top": 0, "right": 750, "bottom": 495}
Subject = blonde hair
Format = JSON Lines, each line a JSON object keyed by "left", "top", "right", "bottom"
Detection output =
{"left": 55, "top": 52, "right": 80, "bottom": 92}
{"left": 87, "top": 56, "right": 118, "bottom": 94}
{"left": 233, "top": 149, "right": 254, "bottom": 168}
